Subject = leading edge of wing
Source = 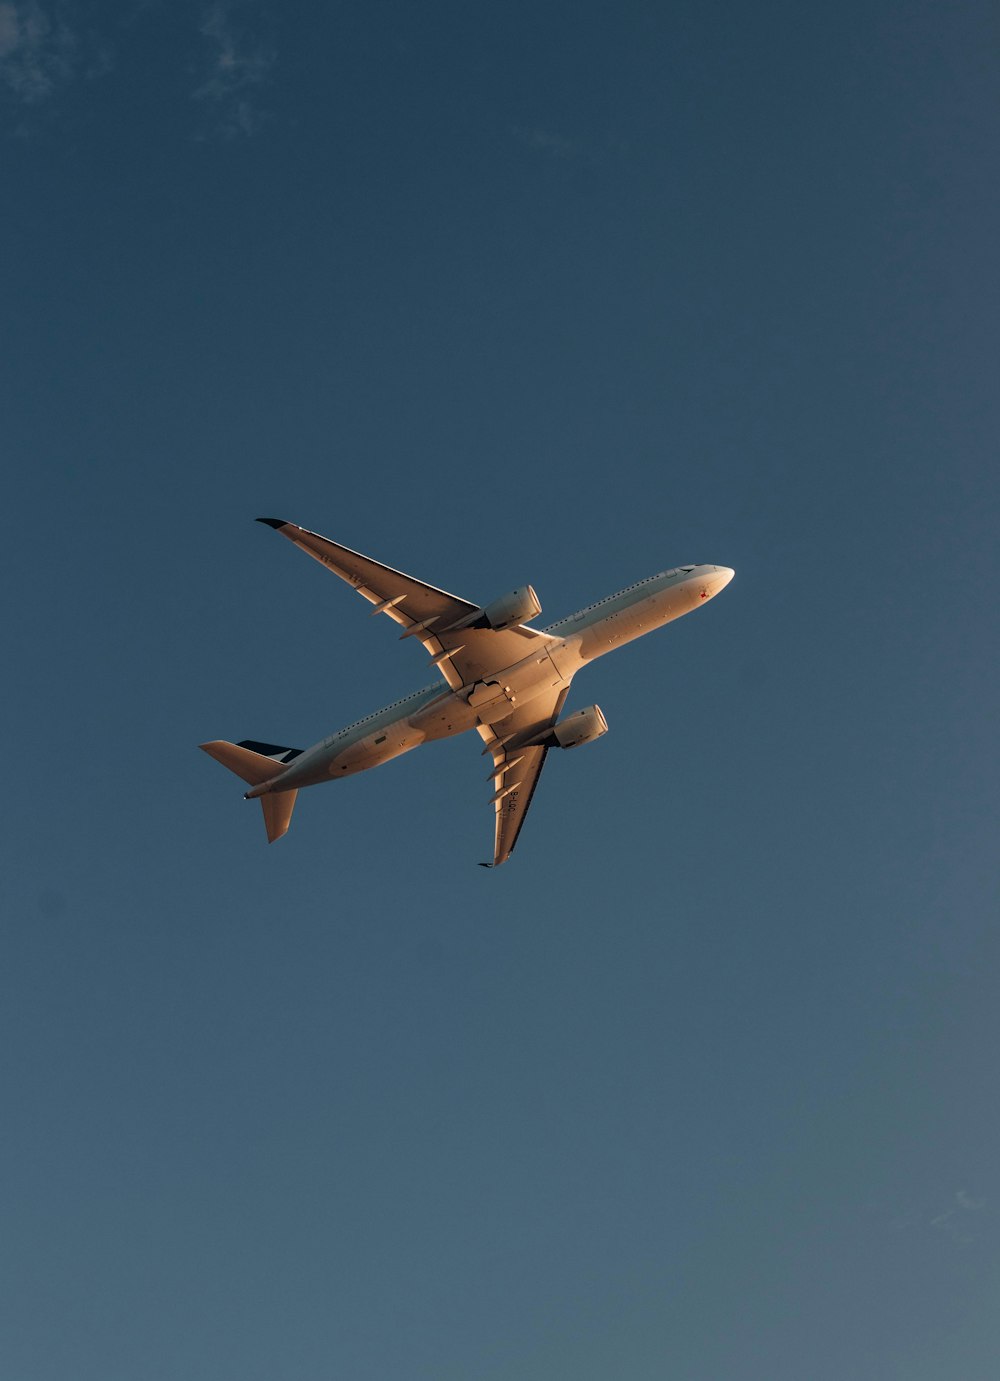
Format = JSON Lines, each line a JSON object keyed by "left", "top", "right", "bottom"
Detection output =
{"left": 478, "top": 686, "right": 569, "bottom": 867}
{"left": 256, "top": 518, "right": 558, "bottom": 693}
{"left": 479, "top": 745, "right": 550, "bottom": 868}
{"left": 256, "top": 518, "right": 478, "bottom": 623}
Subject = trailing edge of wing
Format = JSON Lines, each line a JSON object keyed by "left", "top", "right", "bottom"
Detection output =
{"left": 477, "top": 686, "right": 569, "bottom": 866}
{"left": 256, "top": 518, "right": 557, "bottom": 692}
{"left": 483, "top": 745, "right": 550, "bottom": 867}
{"left": 255, "top": 518, "right": 476, "bottom": 627}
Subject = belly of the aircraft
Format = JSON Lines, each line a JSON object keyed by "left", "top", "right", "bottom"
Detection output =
{"left": 420, "top": 650, "right": 570, "bottom": 729}
{"left": 309, "top": 642, "right": 576, "bottom": 780}
{"left": 328, "top": 727, "right": 422, "bottom": 776}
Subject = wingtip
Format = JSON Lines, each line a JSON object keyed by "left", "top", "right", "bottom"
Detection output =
{"left": 256, "top": 517, "right": 287, "bottom": 530}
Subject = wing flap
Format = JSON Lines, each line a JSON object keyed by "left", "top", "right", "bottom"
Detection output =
{"left": 257, "top": 519, "right": 476, "bottom": 629}
{"left": 477, "top": 686, "right": 570, "bottom": 866}
{"left": 258, "top": 519, "right": 557, "bottom": 690}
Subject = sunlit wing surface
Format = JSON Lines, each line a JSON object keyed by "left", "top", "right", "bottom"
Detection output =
{"left": 477, "top": 687, "right": 569, "bottom": 867}
{"left": 257, "top": 519, "right": 552, "bottom": 689}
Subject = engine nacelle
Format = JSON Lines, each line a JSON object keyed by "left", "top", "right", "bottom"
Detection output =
{"left": 478, "top": 585, "right": 542, "bottom": 631}
{"left": 553, "top": 704, "right": 608, "bottom": 749}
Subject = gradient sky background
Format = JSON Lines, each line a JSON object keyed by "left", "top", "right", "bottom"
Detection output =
{"left": 3, "top": 2, "right": 998, "bottom": 1378}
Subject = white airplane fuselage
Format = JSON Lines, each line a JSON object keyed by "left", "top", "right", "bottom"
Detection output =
{"left": 250, "top": 563, "right": 733, "bottom": 797}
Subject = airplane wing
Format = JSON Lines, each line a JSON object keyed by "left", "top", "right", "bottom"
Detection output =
{"left": 257, "top": 519, "right": 551, "bottom": 690}
{"left": 477, "top": 686, "right": 569, "bottom": 867}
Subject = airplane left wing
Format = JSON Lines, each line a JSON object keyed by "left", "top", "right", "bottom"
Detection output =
{"left": 477, "top": 686, "right": 569, "bottom": 867}
{"left": 257, "top": 519, "right": 552, "bottom": 690}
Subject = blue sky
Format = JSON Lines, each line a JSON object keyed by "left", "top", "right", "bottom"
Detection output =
{"left": 3, "top": 2, "right": 998, "bottom": 1378}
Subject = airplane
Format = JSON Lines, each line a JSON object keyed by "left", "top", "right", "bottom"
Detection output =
{"left": 201, "top": 519, "right": 734, "bottom": 867}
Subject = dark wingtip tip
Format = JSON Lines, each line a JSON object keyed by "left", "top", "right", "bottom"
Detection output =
{"left": 256, "top": 517, "right": 287, "bottom": 529}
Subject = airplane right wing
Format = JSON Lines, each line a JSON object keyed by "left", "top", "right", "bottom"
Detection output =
{"left": 477, "top": 686, "right": 570, "bottom": 867}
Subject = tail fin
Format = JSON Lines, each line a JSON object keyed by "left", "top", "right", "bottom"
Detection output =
{"left": 199, "top": 740, "right": 301, "bottom": 843}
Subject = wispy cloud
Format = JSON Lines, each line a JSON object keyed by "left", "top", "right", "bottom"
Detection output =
{"left": 0, "top": 1, "right": 75, "bottom": 103}
{"left": 930, "top": 1189, "right": 988, "bottom": 1246}
{"left": 194, "top": 1, "right": 273, "bottom": 139}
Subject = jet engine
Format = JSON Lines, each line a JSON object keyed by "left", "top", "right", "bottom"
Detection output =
{"left": 477, "top": 585, "right": 542, "bottom": 631}
{"left": 553, "top": 704, "right": 608, "bottom": 749}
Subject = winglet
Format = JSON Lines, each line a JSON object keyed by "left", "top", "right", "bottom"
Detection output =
{"left": 256, "top": 517, "right": 287, "bottom": 530}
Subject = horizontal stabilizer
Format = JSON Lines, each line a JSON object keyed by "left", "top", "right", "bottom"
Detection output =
{"left": 199, "top": 739, "right": 300, "bottom": 842}
{"left": 260, "top": 788, "right": 298, "bottom": 843}
{"left": 200, "top": 739, "right": 286, "bottom": 785}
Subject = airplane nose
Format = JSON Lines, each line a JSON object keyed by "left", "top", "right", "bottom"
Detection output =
{"left": 697, "top": 567, "right": 734, "bottom": 601}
